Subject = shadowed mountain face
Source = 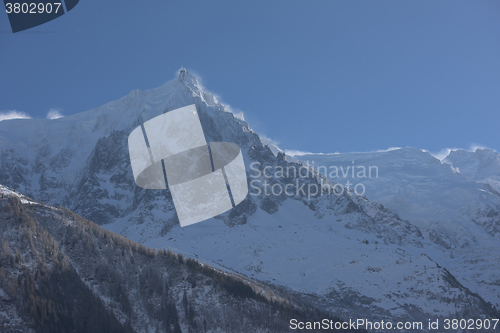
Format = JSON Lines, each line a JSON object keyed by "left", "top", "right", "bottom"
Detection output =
{"left": 1, "top": 186, "right": 355, "bottom": 333}
{"left": 0, "top": 70, "right": 270, "bottom": 226}
{"left": 0, "top": 70, "right": 499, "bottom": 325}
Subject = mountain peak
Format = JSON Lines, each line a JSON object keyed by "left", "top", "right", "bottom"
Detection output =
{"left": 177, "top": 67, "right": 201, "bottom": 90}
{"left": 445, "top": 147, "right": 500, "bottom": 166}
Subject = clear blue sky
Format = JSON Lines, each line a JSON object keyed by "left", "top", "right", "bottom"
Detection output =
{"left": 1, "top": 0, "right": 499, "bottom": 154}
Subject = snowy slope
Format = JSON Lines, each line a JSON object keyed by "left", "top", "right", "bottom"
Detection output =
{"left": 108, "top": 199, "right": 498, "bottom": 323}
{"left": 0, "top": 69, "right": 498, "bottom": 323}
{"left": 443, "top": 148, "right": 500, "bottom": 194}
{"left": 295, "top": 148, "right": 500, "bottom": 308}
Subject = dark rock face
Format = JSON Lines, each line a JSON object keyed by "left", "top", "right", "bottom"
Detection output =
{"left": 0, "top": 190, "right": 346, "bottom": 333}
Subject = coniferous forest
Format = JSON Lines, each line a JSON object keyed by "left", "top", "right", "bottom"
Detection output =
{"left": 0, "top": 191, "right": 365, "bottom": 333}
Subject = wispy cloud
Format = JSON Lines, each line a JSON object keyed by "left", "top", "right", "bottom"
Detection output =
{"left": 46, "top": 108, "right": 64, "bottom": 120}
{"left": 284, "top": 149, "right": 315, "bottom": 156}
{"left": 260, "top": 134, "right": 280, "bottom": 146}
{"left": 0, "top": 110, "right": 32, "bottom": 122}
{"left": 431, "top": 148, "right": 457, "bottom": 160}
{"left": 376, "top": 147, "right": 401, "bottom": 153}
{"left": 224, "top": 104, "right": 245, "bottom": 121}
{"left": 180, "top": 68, "right": 246, "bottom": 121}
{"left": 469, "top": 143, "right": 488, "bottom": 151}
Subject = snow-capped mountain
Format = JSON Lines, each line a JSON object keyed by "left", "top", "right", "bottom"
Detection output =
{"left": 0, "top": 69, "right": 498, "bottom": 326}
{"left": 294, "top": 147, "right": 500, "bottom": 309}
{"left": 295, "top": 148, "right": 500, "bottom": 245}
{"left": 443, "top": 148, "right": 500, "bottom": 194}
